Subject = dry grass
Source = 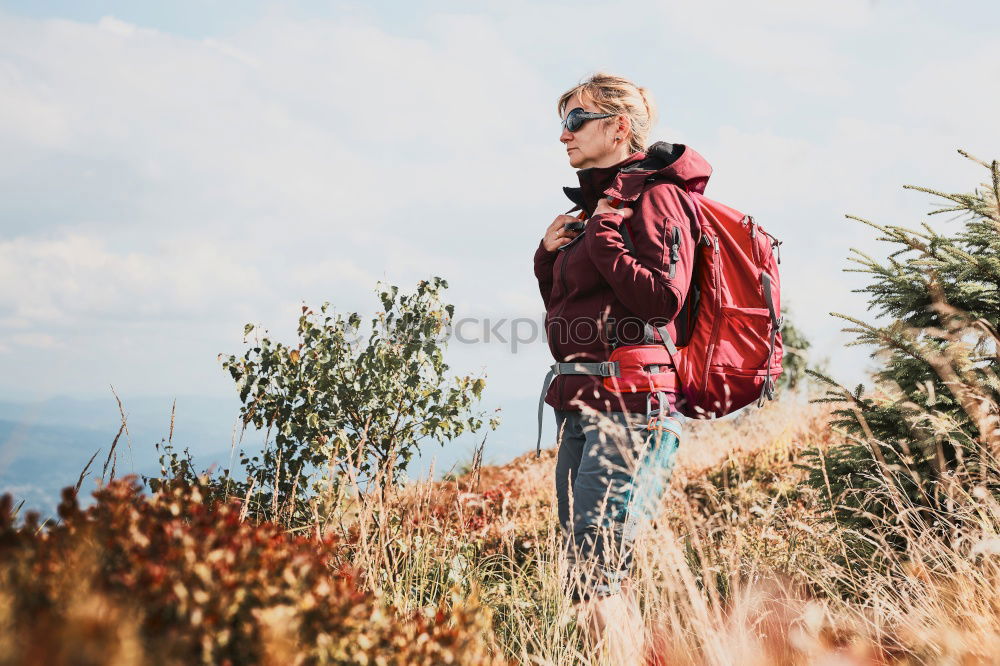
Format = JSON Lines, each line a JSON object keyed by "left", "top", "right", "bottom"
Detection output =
{"left": 337, "top": 395, "right": 1000, "bottom": 665}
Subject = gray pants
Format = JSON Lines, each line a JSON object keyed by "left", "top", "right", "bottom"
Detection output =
{"left": 554, "top": 408, "right": 682, "bottom": 602}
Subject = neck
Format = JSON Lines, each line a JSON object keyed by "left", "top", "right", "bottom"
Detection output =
{"left": 591, "top": 145, "right": 633, "bottom": 169}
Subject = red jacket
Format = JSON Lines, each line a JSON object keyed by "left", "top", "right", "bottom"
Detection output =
{"left": 533, "top": 142, "right": 713, "bottom": 413}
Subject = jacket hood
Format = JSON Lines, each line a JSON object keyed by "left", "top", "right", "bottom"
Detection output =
{"left": 563, "top": 142, "right": 713, "bottom": 212}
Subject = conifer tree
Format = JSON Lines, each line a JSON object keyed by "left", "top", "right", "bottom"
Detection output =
{"left": 806, "top": 151, "right": 999, "bottom": 542}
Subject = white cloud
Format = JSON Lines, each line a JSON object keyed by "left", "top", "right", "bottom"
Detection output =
{"left": 8, "top": 333, "right": 62, "bottom": 349}
{"left": 655, "top": 1, "right": 875, "bottom": 97}
{"left": 899, "top": 42, "right": 1000, "bottom": 156}
{"left": 0, "top": 3, "right": 998, "bottom": 421}
{"left": 202, "top": 37, "right": 261, "bottom": 68}
{"left": 0, "top": 61, "right": 71, "bottom": 150}
{"left": 97, "top": 15, "right": 140, "bottom": 37}
{"left": 0, "top": 10, "right": 559, "bottom": 237}
{"left": 0, "top": 9, "right": 562, "bottom": 397}
{"left": 0, "top": 233, "right": 263, "bottom": 329}
{"left": 290, "top": 257, "right": 379, "bottom": 291}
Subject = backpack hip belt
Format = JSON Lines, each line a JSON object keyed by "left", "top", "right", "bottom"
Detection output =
{"left": 534, "top": 360, "right": 676, "bottom": 458}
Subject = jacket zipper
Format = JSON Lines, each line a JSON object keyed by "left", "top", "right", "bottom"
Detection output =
{"left": 553, "top": 238, "right": 583, "bottom": 407}
{"left": 557, "top": 241, "right": 575, "bottom": 302}
{"left": 552, "top": 232, "right": 583, "bottom": 325}
{"left": 668, "top": 226, "right": 681, "bottom": 279}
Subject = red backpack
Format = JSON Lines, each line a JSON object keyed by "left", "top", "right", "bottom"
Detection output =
{"left": 606, "top": 192, "right": 784, "bottom": 419}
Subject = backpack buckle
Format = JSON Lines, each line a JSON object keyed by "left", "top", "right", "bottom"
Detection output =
{"left": 599, "top": 361, "right": 619, "bottom": 377}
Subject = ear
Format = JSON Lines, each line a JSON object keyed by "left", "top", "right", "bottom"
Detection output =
{"left": 617, "top": 114, "right": 631, "bottom": 139}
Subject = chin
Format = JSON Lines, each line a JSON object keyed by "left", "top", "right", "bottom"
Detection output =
{"left": 567, "top": 153, "right": 585, "bottom": 168}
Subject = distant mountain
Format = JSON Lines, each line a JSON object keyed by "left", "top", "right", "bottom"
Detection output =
{"left": 0, "top": 393, "right": 547, "bottom": 515}
{"left": 0, "top": 418, "right": 106, "bottom": 512}
{"left": 0, "top": 394, "right": 245, "bottom": 449}
{"left": 0, "top": 395, "right": 245, "bottom": 514}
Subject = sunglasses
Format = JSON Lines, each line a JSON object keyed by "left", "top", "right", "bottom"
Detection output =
{"left": 560, "top": 106, "right": 615, "bottom": 132}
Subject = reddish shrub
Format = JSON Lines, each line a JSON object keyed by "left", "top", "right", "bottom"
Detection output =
{"left": 0, "top": 478, "right": 507, "bottom": 665}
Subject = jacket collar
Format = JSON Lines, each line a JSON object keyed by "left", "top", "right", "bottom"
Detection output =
{"left": 562, "top": 151, "right": 646, "bottom": 215}
{"left": 563, "top": 142, "right": 713, "bottom": 213}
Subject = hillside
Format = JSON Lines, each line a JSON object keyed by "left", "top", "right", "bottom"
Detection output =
{"left": 2, "top": 395, "right": 999, "bottom": 664}
{"left": 422, "top": 398, "right": 998, "bottom": 664}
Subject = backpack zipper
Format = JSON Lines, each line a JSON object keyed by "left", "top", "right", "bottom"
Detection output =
{"left": 703, "top": 233, "right": 722, "bottom": 393}
{"left": 761, "top": 229, "right": 783, "bottom": 264}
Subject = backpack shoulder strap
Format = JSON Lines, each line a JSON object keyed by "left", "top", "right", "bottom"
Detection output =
{"left": 619, "top": 218, "right": 637, "bottom": 254}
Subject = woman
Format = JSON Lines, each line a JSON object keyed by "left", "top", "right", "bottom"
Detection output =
{"left": 533, "top": 72, "right": 713, "bottom": 663}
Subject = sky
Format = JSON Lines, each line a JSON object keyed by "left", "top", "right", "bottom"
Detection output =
{"left": 1, "top": 0, "right": 999, "bottom": 469}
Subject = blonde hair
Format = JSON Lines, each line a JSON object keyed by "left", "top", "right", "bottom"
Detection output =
{"left": 557, "top": 72, "right": 658, "bottom": 154}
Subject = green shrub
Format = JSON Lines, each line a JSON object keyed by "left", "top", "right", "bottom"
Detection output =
{"left": 776, "top": 308, "right": 813, "bottom": 393}
{"left": 220, "top": 277, "right": 499, "bottom": 522}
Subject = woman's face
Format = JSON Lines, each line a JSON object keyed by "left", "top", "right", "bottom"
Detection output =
{"left": 560, "top": 93, "right": 625, "bottom": 169}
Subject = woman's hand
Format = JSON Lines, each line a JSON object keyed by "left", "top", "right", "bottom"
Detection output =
{"left": 542, "top": 214, "right": 584, "bottom": 252}
{"left": 542, "top": 201, "right": 633, "bottom": 252}
{"left": 593, "top": 197, "right": 634, "bottom": 220}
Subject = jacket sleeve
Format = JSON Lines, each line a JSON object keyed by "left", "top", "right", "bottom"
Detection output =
{"left": 533, "top": 238, "right": 557, "bottom": 310}
{"left": 584, "top": 183, "right": 697, "bottom": 324}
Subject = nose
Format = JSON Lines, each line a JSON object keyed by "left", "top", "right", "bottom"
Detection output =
{"left": 560, "top": 125, "right": 573, "bottom": 143}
